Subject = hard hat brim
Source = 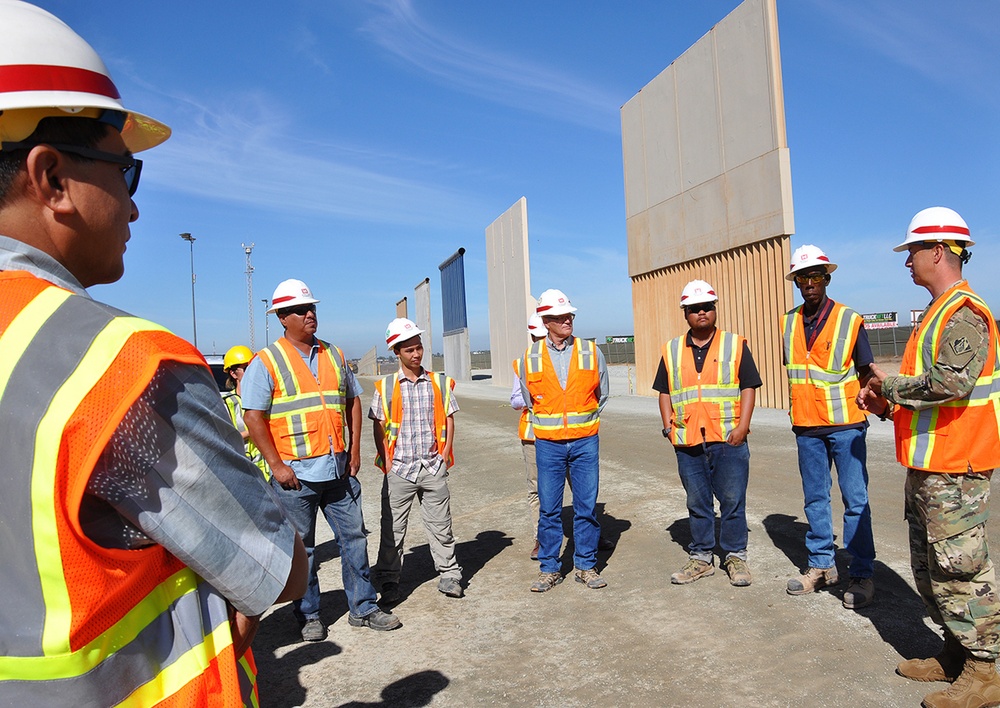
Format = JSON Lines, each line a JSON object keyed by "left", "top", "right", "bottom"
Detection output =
{"left": 267, "top": 296, "right": 320, "bottom": 314}
{"left": 386, "top": 329, "right": 425, "bottom": 351}
{"left": 893, "top": 238, "right": 975, "bottom": 253}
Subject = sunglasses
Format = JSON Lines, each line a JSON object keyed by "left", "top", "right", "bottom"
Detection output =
{"left": 278, "top": 304, "right": 316, "bottom": 317}
{"left": 684, "top": 302, "right": 716, "bottom": 315}
{"left": 542, "top": 314, "right": 575, "bottom": 323}
{"left": 1, "top": 141, "right": 142, "bottom": 196}
{"left": 793, "top": 273, "right": 827, "bottom": 286}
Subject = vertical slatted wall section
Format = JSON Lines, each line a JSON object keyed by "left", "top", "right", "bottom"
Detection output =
{"left": 632, "top": 235, "right": 793, "bottom": 410}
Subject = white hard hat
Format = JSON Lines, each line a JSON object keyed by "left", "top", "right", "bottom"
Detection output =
{"left": 895, "top": 206, "right": 974, "bottom": 252}
{"left": 679, "top": 280, "right": 718, "bottom": 308}
{"left": 0, "top": 1, "right": 170, "bottom": 152}
{"left": 536, "top": 289, "right": 577, "bottom": 317}
{"left": 385, "top": 317, "right": 424, "bottom": 351}
{"left": 786, "top": 244, "right": 838, "bottom": 281}
{"left": 267, "top": 279, "right": 319, "bottom": 313}
{"left": 527, "top": 313, "right": 545, "bottom": 337}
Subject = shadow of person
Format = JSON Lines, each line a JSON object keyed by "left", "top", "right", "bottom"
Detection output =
{"left": 254, "top": 610, "right": 343, "bottom": 708}
{"left": 553, "top": 503, "right": 630, "bottom": 574}
{"left": 383, "top": 529, "right": 514, "bottom": 603}
{"left": 762, "top": 513, "right": 941, "bottom": 660}
{"left": 335, "top": 669, "right": 450, "bottom": 707}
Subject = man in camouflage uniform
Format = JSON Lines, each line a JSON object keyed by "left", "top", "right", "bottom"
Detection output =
{"left": 862, "top": 206, "right": 1000, "bottom": 708}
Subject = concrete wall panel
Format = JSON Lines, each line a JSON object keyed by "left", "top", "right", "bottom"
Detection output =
{"left": 443, "top": 328, "right": 471, "bottom": 383}
{"left": 485, "top": 198, "right": 532, "bottom": 390}
{"left": 414, "top": 278, "right": 432, "bottom": 371}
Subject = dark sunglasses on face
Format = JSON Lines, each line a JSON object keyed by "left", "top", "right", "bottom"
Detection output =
{"left": 684, "top": 302, "right": 716, "bottom": 315}
{"left": 794, "top": 273, "right": 826, "bottom": 286}
{"left": 278, "top": 304, "right": 316, "bottom": 317}
{"left": 1, "top": 141, "right": 142, "bottom": 197}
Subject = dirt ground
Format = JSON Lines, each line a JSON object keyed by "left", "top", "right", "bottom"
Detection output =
{"left": 250, "top": 366, "right": 993, "bottom": 707}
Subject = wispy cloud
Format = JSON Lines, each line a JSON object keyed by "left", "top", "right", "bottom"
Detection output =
{"left": 810, "top": 0, "right": 999, "bottom": 108}
{"left": 357, "top": 0, "right": 621, "bottom": 133}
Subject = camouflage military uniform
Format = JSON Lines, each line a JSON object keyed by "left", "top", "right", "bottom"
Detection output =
{"left": 883, "top": 304, "right": 1000, "bottom": 660}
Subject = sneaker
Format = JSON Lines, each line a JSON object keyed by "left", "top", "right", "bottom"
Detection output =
{"left": 786, "top": 566, "right": 839, "bottom": 595}
{"left": 530, "top": 571, "right": 563, "bottom": 593}
{"left": 670, "top": 558, "right": 715, "bottom": 585}
{"left": 597, "top": 536, "right": 616, "bottom": 551}
{"left": 575, "top": 567, "right": 608, "bottom": 589}
{"left": 438, "top": 577, "right": 464, "bottom": 598}
{"left": 842, "top": 577, "right": 875, "bottom": 609}
{"left": 724, "top": 557, "right": 752, "bottom": 587}
{"left": 530, "top": 539, "right": 540, "bottom": 561}
{"left": 379, "top": 581, "right": 400, "bottom": 606}
{"left": 300, "top": 618, "right": 327, "bottom": 642}
{"left": 348, "top": 609, "right": 402, "bottom": 631}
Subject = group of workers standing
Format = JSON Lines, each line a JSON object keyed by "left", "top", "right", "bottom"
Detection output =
{"left": 1, "top": 2, "right": 999, "bottom": 707}
{"left": 521, "top": 205, "right": 996, "bottom": 708}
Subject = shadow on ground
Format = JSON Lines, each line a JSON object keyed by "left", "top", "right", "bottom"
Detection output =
{"left": 336, "top": 669, "right": 450, "bottom": 707}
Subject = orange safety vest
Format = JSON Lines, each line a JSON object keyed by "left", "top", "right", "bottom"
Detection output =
{"left": 511, "top": 358, "right": 534, "bottom": 441}
{"left": 520, "top": 337, "right": 600, "bottom": 441}
{"left": 894, "top": 281, "right": 1000, "bottom": 473}
{"left": 257, "top": 336, "right": 348, "bottom": 461}
{"left": 782, "top": 300, "right": 867, "bottom": 427}
{"left": 662, "top": 330, "right": 744, "bottom": 446}
{"left": 0, "top": 271, "right": 255, "bottom": 706}
{"left": 373, "top": 371, "right": 455, "bottom": 472}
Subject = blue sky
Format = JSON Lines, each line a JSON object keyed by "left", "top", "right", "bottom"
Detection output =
{"left": 32, "top": 1, "right": 1000, "bottom": 357}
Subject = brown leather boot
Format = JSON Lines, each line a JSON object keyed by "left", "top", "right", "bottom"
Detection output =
{"left": 922, "top": 657, "right": 1000, "bottom": 708}
{"left": 897, "top": 634, "right": 965, "bottom": 683}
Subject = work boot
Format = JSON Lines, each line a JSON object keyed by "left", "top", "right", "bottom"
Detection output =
{"left": 842, "top": 577, "right": 875, "bottom": 609}
{"left": 530, "top": 571, "right": 563, "bottom": 593}
{"left": 300, "top": 618, "right": 326, "bottom": 642}
{"left": 786, "top": 566, "right": 839, "bottom": 595}
{"left": 921, "top": 656, "right": 1000, "bottom": 708}
{"left": 898, "top": 634, "right": 966, "bottom": 683}
{"left": 574, "top": 567, "right": 607, "bottom": 589}
{"left": 348, "top": 609, "right": 402, "bottom": 631}
{"left": 724, "top": 557, "right": 752, "bottom": 587}
{"left": 670, "top": 558, "right": 714, "bottom": 585}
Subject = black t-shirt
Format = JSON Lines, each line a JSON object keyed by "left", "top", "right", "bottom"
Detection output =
{"left": 651, "top": 331, "right": 762, "bottom": 394}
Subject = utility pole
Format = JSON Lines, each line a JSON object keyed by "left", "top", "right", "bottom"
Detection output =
{"left": 242, "top": 242, "right": 255, "bottom": 350}
{"left": 262, "top": 298, "right": 270, "bottom": 346}
{"left": 179, "top": 233, "right": 197, "bottom": 349}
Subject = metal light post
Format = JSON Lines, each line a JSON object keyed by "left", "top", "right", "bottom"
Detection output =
{"left": 262, "top": 298, "right": 270, "bottom": 346}
{"left": 179, "top": 232, "right": 198, "bottom": 349}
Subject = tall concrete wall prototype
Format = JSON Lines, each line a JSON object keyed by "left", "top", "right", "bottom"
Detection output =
{"left": 485, "top": 197, "right": 532, "bottom": 389}
{"left": 439, "top": 248, "right": 471, "bottom": 381}
{"left": 395, "top": 297, "right": 407, "bottom": 319}
{"left": 414, "top": 277, "right": 432, "bottom": 371}
{"left": 621, "top": 0, "right": 793, "bottom": 408}
{"left": 358, "top": 345, "right": 378, "bottom": 376}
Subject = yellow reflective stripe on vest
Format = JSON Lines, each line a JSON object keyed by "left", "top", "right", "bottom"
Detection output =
{"left": 33, "top": 315, "right": 171, "bottom": 654}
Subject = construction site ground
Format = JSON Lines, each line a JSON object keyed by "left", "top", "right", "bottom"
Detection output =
{"left": 251, "top": 364, "right": 989, "bottom": 707}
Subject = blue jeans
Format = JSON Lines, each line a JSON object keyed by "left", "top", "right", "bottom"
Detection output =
{"left": 271, "top": 476, "right": 379, "bottom": 620}
{"left": 795, "top": 428, "right": 875, "bottom": 578}
{"left": 535, "top": 435, "right": 600, "bottom": 574}
{"left": 675, "top": 441, "right": 750, "bottom": 562}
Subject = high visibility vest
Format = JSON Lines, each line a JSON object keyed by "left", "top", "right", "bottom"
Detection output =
{"left": 782, "top": 301, "right": 867, "bottom": 427}
{"left": 894, "top": 281, "right": 1000, "bottom": 473}
{"left": 0, "top": 271, "right": 255, "bottom": 707}
{"left": 223, "top": 391, "right": 271, "bottom": 481}
{"left": 373, "top": 371, "right": 455, "bottom": 472}
{"left": 520, "top": 338, "right": 600, "bottom": 441}
{"left": 257, "top": 337, "right": 348, "bottom": 461}
{"left": 662, "top": 330, "right": 744, "bottom": 446}
{"left": 511, "top": 358, "right": 534, "bottom": 441}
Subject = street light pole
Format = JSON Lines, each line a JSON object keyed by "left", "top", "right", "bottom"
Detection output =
{"left": 179, "top": 232, "right": 198, "bottom": 349}
{"left": 262, "top": 298, "right": 270, "bottom": 346}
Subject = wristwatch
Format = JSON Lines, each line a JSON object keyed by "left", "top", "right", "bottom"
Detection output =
{"left": 662, "top": 427, "right": 670, "bottom": 438}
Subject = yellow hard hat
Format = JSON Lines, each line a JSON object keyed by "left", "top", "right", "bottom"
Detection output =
{"left": 223, "top": 345, "right": 254, "bottom": 371}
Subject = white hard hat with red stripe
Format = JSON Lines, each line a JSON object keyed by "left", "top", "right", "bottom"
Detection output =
{"left": 786, "top": 244, "right": 838, "bottom": 281}
{"left": 267, "top": 279, "right": 319, "bottom": 314}
{"left": 527, "top": 313, "right": 545, "bottom": 337}
{"left": 0, "top": 0, "right": 170, "bottom": 152}
{"left": 679, "top": 280, "right": 718, "bottom": 308}
{"left": 895, "top": 206, "right": 973, "bottom": 252}
{"left": 536, "top": 289, "right": 577, "bottom": 317}
{"left": 385, "top": 318, "right": 424, "bottom": 351}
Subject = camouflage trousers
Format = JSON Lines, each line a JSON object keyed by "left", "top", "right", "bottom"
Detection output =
{"left": 905, "top": 468, "right": 1000, "bottom": 659}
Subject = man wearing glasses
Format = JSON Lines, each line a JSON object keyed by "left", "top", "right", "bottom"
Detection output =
{"left": 0, "top": 2, "right": 307, "bottom": 704}
{"left": 518, "top": 289, "right": 610, "bottom": 593}
{"left": 782, "top": 245, "right": 876, "bottom": 609}
{"left": 654, "top": 280, "right": 761, "bottom": 587}
{"left": 243, "top": 279, "right": 401, "bottom": 642}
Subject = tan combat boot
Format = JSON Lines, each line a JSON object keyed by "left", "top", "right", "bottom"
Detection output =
{"left": 922, "top": 656, "right": 1000, "bottom": 708}
{"left": 897, "top": 634, "right": 965, "bottom": 683}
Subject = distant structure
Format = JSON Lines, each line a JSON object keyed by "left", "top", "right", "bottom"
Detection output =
{"left": 439, "top": 248, "right": 471, "bottom": 382}
{"left": 485, "top": 197, "right": 532, "bottom": 390}
{"left": 358, "top": 346, "right": 378, "bottom": 376}
{"left": 414, "top": 278, "right": 433, "bottom": 372}
{"left": 395, "top": 297, "right": 407, "bottom": 319}
{"left": 242, "top": 242, "right": 255, "bottom": 350}
{"left": 620, "top": 0, "right": 793, "bottom": 408}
